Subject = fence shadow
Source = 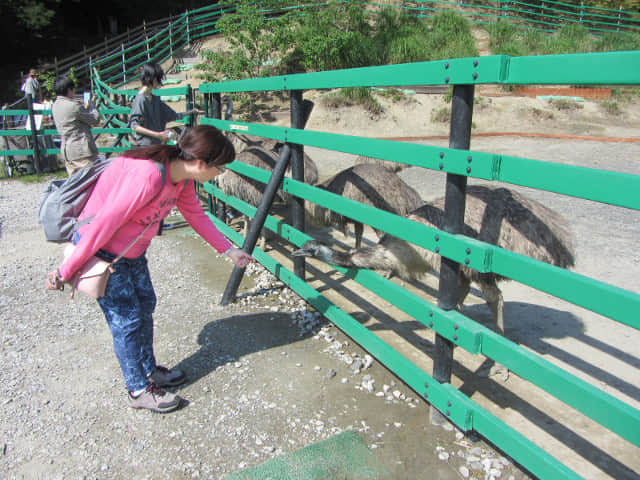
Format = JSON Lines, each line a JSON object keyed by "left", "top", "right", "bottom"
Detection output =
{"left": 172, "top": 312, "right": 311, "bottom": 390}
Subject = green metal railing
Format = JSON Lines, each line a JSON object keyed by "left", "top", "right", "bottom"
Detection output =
{"left": 197, "top": 50, "right": 640, "bottom": 480}
{"left": 390, "top": 0, "right": 640, "bottom": 34}
{"left": 0, "top": 71, "right": 194, "bottom": 170}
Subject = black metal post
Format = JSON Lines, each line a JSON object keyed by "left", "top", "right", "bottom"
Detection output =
{"left": 221, "top": 145, "right": 293, "bottom": 306}
{"left": 430, "top": 84, "right": 474, "bottom": 425}
{"left": 211, "top": 92, "right": 222, "bottom": 120}
{"left": 210, "top": 92, "right": 226, "bottom": 222}
{"left": 290, "top": 91, "right": 306, "bottom": 280}
{"left": 186, "top": 85, "right": 195, "bottom": 127}
{"left": 203, "top": 92, "right": 210, "bottom": 119}
{"left": 26, "top": 94, "right": 41, "bottom": 175}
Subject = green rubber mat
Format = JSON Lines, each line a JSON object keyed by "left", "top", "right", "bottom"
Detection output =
{"left": 224, "top": 430, "right": 390, "bottom": 480}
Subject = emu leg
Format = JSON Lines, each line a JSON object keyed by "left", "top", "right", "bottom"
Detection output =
{"left": 241, "top": 216, "right": 249, "bottom": 238}
{"left": 455, "top": 274, "right": 471, "bottom": 311}
{"left": 354, "top": 222, "right": 364, "bottom": 249}
{"left": 482, "top": 281, "right": 504, "bottom": 337}
{"left": 478, "top": 280, "right": 509, "bottom": 381}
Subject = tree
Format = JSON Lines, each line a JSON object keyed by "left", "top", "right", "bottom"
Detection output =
{"left": 0, "top": 0, "right": 59, "bottom": 30}
{"left": 197, "top": 0, "right": 298, "bottom": 82}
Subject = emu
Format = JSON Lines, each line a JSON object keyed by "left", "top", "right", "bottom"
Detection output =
{"left": 354, "top": 155, "right": 410, "bottom": 173}
{"left": 293, "top": 185, "right": 575, "bottom": 379}
{"left": 224, "top": 131, "right": 278, "bottom": 154}
{"left": 304, "top": 163, "right": 424, "bottom": 248}
{"left": 216, "top": 145, "right": 319, "bottom": 245}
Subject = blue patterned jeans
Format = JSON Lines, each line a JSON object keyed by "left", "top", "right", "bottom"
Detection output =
{"left": 95, "top": 249, "right": 157, "bottom": 392}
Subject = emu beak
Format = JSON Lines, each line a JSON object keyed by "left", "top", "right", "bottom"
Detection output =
{"left": 291, "top": 247, "right": 311, "bottom": 257}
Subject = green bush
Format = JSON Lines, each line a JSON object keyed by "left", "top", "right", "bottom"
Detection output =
{"left": 323, "top": 87, "right": 384, "bottom": 115}
{"left": 431, "top": 106, "right": 451, "bottom": 123}
{"left": 487, "top": 20, "right": 640, "bottom": 57}
{"left": 600, "top": 100, "right": 622, "bottom": 116}
{"left": 544, "top": 24, "right": 593, "bottom": 54}
{"left": 197, "top": 0, "right": 297, "bottom": 81}
{"left": 284, "top": 2, "right": 374, "bottom": 72}
{"left": 426, "top": 11, "right": 478, "bottom": 60}
{"left": 197, "top": 3, "right": 478, "bottom": 84}
{"left": 593, "top": 32, "right": 640, "bottom": 52}
{"left": 487, "top": 21, "right": 523, "bottom": 56}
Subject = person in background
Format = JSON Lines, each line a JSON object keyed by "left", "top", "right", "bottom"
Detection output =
{"left": 46, "top": 125, "right": 254, "bottom": 413}
{"left": 51, "top": 75, "right": 101, "bottom": 175}
{"left": 21, "top": 68, "right": 42, "bottom": 103}
{"left": 130, "top": 62, "right": 200, "bottom": 146}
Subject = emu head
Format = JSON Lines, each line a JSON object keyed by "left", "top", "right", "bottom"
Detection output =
{"left": 291, "top": 241, "right": 334, "bottom": 262}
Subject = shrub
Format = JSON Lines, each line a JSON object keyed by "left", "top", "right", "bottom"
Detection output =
{"left": 529, "top": 107, "right": 554, "bottom": 120}
{"left": 548, "top": 98, "right": 584, "bottom": 111}
{"left": 544, "top": 24, "right": 593, "bottom": 54}
{"left": 600, "top": 100, "right": 622, "bottom": 116}
{"left": 431, "top": 106, "right": 451, "bottom": 123}
{"left": 427, "top": 12, "right": 478, "bottom": 60}
{"left": 287, "top": 2, "right": 374, "bottom": 72}
{"left": 323, "top": 88, "right": 384, "bottom": 115}
{"left": 593, "top": 32, "right": 640, "bottom": 52}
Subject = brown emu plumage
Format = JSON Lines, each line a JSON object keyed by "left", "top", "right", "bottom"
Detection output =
{"left": 296, "top": 185, "right": 575, "bottom": 342}
{"left": 305, "top": 163, "right": 424, "bottom": 248}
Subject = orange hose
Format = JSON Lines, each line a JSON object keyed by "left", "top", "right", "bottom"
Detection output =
{"left": 377, "top": 132, "right": 640, "bottom": 143}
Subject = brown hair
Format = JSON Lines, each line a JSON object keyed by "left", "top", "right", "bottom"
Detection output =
{"left": 122, "top": 125, "right": 235, "bottom": 166}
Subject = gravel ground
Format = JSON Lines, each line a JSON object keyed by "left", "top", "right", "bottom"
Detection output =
{"left": 0, "top": 179, "right": 529, "bottom": 479}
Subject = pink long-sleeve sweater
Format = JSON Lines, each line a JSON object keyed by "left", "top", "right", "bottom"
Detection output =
{"left": 59, "top": 156, "right": 231, "bottom": 280}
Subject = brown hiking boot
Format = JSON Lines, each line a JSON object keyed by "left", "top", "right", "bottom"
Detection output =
{"left": 128, "top": 383, "right": 182, "bottom": 413}
{"left": 149, "top": 365, "right": 185, "bottom": 387}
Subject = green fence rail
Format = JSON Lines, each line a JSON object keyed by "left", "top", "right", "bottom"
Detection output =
{"left": 196, "top": 49, "right": 640, "bottom": 479}
{"left": 0, "top": 73, "right": 194, "bottom": 164}
{"left": 394, "top": 0, "right": 640, "bottom": 34}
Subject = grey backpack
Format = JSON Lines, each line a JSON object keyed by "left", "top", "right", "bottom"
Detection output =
{"left": 38, "top": 157, "right": 165, "bottom": 243}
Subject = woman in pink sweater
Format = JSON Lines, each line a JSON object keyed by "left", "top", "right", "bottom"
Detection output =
{"left": 46, "top": 125, "right": 253, "bottom": 413}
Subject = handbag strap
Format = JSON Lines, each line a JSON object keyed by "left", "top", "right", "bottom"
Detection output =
{"left": 110, "top": 221, "right": 156, "bottom": 265}
{"left": 104, "top": 161, "right": 168, "bottom": 265}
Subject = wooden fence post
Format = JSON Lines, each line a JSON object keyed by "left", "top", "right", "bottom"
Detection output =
{"left": 89, "top": 57, "right": 93, "bottom": 92}
{"left": 618, "top": 5, "right": 622, "bottom": 32}
{"left": 121, "top": 44, "right": 127, "bottom": 85}
{"left": 169, "top": 20, "right": 174, "bottom": 56}
{"left": 186, "top": 10, "right": 191, "bottom": 46}
{"left": 210, "top": 92, "right": 226, "bottom": 223}
{"left": 290, "top": 90, "right": 307, "bottom": 280}
{"left": 186, "top": 84, "right": 195, "bottom": 127}
{"left": 430, "top": 83, "right": 474, "bottom": 425}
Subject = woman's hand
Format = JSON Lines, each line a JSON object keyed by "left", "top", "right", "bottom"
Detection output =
{"left": 46, "top": 270, "right": 66, "bottom": 291}
{"left": 159, "top": 130, "right": 173, "bottom": 144}
{"left": 227, "top": 247, "right": 254, "bottom": 268}
{"left": 184, "top": 108, "right": 203, "bottom": 117}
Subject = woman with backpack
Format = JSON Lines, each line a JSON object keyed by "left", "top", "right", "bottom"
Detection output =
{"left": 45, "top": 125, "right": 253, "bottom": 413}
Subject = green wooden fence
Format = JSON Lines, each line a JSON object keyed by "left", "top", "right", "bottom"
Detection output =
{"left": 197, "top": 50, "right": 640, "bottom": 479}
